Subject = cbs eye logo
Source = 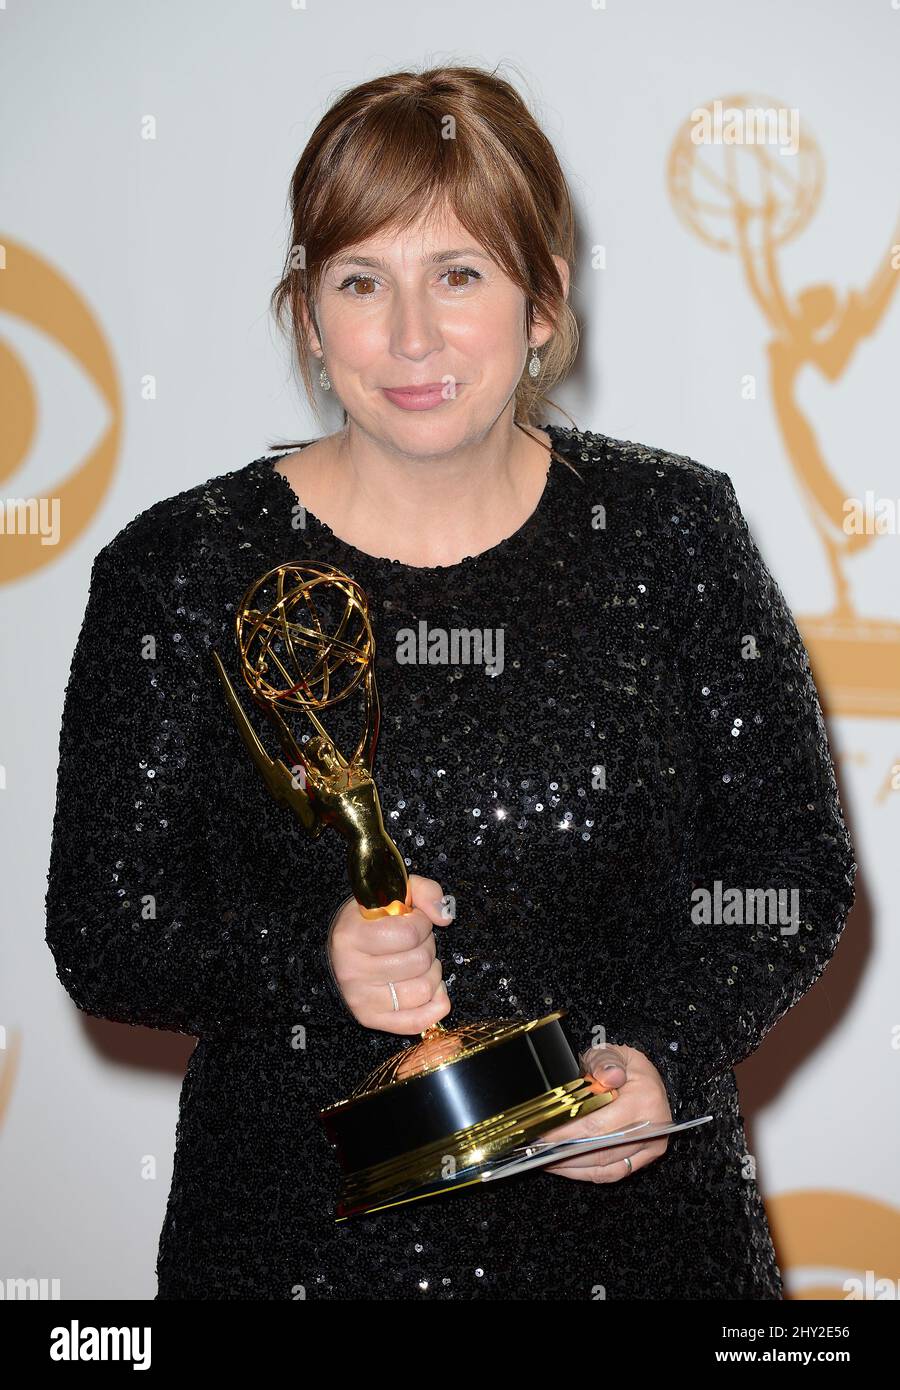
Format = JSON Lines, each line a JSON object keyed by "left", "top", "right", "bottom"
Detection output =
{"left": 0, "top": 236, "right": 121, "bottom": 583}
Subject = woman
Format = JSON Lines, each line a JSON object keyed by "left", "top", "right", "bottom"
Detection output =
{"left": 45, "top": 65, "right": 856, "bottom": 1300}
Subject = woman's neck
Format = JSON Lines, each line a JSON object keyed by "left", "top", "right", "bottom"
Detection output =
{"left": 274, "top": 416, "right": 553, "bottom": 568}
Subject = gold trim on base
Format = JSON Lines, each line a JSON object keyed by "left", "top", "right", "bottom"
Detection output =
{"left": 334, "top": 1074, "right": 616, "bottom": 1220}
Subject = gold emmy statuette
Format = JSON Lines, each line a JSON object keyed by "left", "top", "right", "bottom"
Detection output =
{"left": 213, "top": 560, "right": 615, "bottom": 1219}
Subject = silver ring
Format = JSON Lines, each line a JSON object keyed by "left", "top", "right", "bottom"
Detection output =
{"left": 623, "top": 1156, "right": 633, "bottom": 1174}
{"left": 387, "top": 981, "right": 399, "bottom": 1011}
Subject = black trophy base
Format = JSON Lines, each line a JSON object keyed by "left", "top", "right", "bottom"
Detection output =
{"left": 318, "top": 1010, "right": 615, "bottom": 1220}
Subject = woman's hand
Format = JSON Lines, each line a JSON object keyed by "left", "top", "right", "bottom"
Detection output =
{"left": 327, "top": 874, "right": 454, "bottom": 1034}
{"left": 536, "top": 1043, "right": 673, "bottom": 1182}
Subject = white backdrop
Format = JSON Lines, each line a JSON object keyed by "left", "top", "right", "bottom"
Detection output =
{"left": 2, "top": 0, "right": 898, "bottom": 1299}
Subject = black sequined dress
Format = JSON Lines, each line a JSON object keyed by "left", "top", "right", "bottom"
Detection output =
{"left": 45, "top": 424, "right": 856, "bottom": 1299}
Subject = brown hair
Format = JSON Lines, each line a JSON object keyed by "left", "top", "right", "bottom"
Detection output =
{"left": 267, "top": 63, "right": 579, "bottom": 465}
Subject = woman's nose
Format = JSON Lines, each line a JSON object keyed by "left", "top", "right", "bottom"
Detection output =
{"left": 388, "top": 292, "right": 445, "bottom": 360}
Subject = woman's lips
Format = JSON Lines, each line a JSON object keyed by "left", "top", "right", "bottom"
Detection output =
{"left": 381, "top": 383, "right": 459, "bottom": 411}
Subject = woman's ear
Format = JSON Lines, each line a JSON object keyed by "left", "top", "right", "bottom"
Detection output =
{"left": 298, "top": 298, "right": 323, "bottom": 357}
{"left": 552, "top": 253, "right": 570, "bottom": 303}
{"left": 529, "top": 255, "right": 571, "bottom": 350}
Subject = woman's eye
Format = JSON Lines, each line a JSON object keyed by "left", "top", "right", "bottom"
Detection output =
{"left": 337, "top": 266, "right": 482, "bottom": 296}
{"left": 341, "top": 274, "right": 378, "bottom": 296}
{"left": 444, "top": 266, "right": 481, "bottom": 288}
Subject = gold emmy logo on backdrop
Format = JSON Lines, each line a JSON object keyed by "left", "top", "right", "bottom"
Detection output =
{"left": 212, "top": 561, "right": 616, "bottom": 1219}
{"left": 668, "top": 95, "right": 900, "bottom": 716}
{"left": 767, "top": 1191, "right": 900, "bottom": 1299}
{"left": 0, "top": 237, "right": 121, "bottom": 581}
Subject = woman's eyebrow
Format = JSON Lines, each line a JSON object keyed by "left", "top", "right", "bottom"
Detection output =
{"left": 329, "top": 247, "right": 489, "bottom": 271}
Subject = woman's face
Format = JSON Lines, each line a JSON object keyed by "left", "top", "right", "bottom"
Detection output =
{"left": 308, "top": 206, "right": 567, "bottom": 455}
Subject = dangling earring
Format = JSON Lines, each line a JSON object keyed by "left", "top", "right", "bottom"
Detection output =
{"left": 319, "top": 359, "right": 331, "bottom": 391}
{"left": 528, "top": 347, "right": 541, "bottom": 378}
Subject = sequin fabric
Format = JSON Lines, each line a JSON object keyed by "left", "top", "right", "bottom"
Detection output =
{"left": 44, "top": 424, "right": 856, "bottom": 1300}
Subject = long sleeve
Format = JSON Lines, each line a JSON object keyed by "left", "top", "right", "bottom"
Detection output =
{"left": 597, "top": 469, "right": 857, "bottom": 1112}
{"left": 45, "top": 534, "right": 354, "bottom": 1040}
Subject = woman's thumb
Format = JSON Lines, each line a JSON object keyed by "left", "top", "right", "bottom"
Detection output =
{"left": 580, "top": 1043, "right": 628, "bottom": 1086}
